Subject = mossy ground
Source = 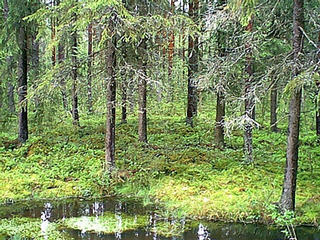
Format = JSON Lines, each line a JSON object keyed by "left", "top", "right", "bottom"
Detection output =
{"left": 1, "top": 101, "right": 319, "bottom": 226}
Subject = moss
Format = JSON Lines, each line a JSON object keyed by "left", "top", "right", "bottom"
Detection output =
{"left": 62, "top": 212, "right": 148, "bottom": 234}
{"left": 0, "top": 112, "right": 319, "bottom": 226}
{"left": 0, "top": 217, "right": 70, "bottom": 240}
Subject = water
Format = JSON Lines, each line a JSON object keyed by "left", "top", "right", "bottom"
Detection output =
{"left": 0, "top": 198, "right": 319, "bottom": 240}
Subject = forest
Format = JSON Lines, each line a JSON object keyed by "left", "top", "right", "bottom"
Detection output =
{"left": 0, "top": 0, "right": 319, "bottom": 239}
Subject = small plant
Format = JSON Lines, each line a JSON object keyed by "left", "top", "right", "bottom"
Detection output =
{"left": 267, "top": 204, "right": 297, "bottom": 240}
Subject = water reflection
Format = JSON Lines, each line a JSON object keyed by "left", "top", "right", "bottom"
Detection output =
{"left": 0, "top": 198, "right": 319, "bottom": 240}
{"left": 40, "top": 203, "right": 53, "bottom": 240}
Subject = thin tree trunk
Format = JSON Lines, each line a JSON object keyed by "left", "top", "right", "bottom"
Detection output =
{"left": 138, "top": 39, "right": 148, "bottom": 143}
{"left": 87, "top": 23, "right": 93, "bottom": 114}
{"left": 270, "top": 81, "right": 278, "bottom": 132}
{"left": 168, "top": 0, "right": 175, "bottom": 96}
{"left": 6, "top": 56, "right": 15, "bottom": 113}
{"left": 58, "top": 41, "right": 68, "bottom": 111}
{"left": 121, "top": 70, "right": 128, "bottom": 124}
{"left": 105, "top": 16, "right": 117, "bottom": 173}
{"left": 186, "top": 0, "right": 199, "bottom": 126}
{"left": 215, "top": 91, "right": 225, "bottom": 147}
{"left": 51, "top": 0, "right": 56, "bottom": 66}
{"left": 32, "top": 32, "right": 41, "bottom": 117}
{"left": 243, "top": 18, "right": 254, "bottom": 163}
{"left": 18, "top": 25, "right": 28, "bottom": 143}
{"left": 71, "top": 11, "right": 79, "bottom": 126}
{"left": 315, "top": 32, "right": 320, "bottom": 136}
{"left": 3, "top": 0, "right": 15, "bottom": 114}
{"left": 56, "top": 0, "right": 68, "bottom": 112}
{"left": 280, "top": 0, "right": 304, "bottom": 212}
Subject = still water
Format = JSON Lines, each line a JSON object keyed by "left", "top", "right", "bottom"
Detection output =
{"left": 0, "top": 198, "right": 319, "bottom": 240}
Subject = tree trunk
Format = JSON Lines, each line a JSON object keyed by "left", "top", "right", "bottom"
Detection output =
{"left": 186, "top": 0, "right": 199, "bottom": 126}
{"left": 138, "top": 39, "right": 148, "bottom": 143}
{"left": 51, "top": 0, "right": 56, "bottom": 66}
{"left": 17, "top": 26, "right": 28, "bottom": 143}
{"left": 58, "top": 41, "right": 68, "bottom": 111}
{"left": 87, "top": 23, "right": 93, "bottom": 114}
{"left": 215, "top": 91, "right": 225, "bottom": 147}
{"left": 6, "top": 56, "right": 16, "bottom": 113}
{"left": 315, "top": 32, "right": 320, "bottom": 137}
{"left": 280, "top": 0, "right": 304, "bottom": 212}
{"left": 243, "top": 18, "right": 254, "bottom": 163}
{"left": 168, "top": 0, "right": 175, "bottom": 99}
{"left": 32, "top": 31, "right": 42, "bottom": 117}
{"left": 56, "top": 0, "right": 68, "bottom": 111}
{"left": 3, "top": 0, "right": 15, "bottom": 114}
{"left": 270, "top": 81, "right": 278, "bottom": 132}
{"left": 71, "top": 11, "right": 79, "bottom": 126}
{"left": 105, "top": 16, "right": 117, "bottom": 173}
{"left": 121, "top": 71, "right": 127, "bottom": 124}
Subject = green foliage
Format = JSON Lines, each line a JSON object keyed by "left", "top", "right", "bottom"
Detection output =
{"left": 0, "top": 218, "right": 69, "bottom": 240}
{"left": 62, "top": 212, "right": 148, "bottom": 234}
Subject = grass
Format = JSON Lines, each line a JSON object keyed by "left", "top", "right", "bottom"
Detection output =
{"left": 0, "top": 101, "right": 319, "bottom": 227}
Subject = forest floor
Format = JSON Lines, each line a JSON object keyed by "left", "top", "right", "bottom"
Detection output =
{"left": 1, "top": 105, "right": 320, "bottom": 226}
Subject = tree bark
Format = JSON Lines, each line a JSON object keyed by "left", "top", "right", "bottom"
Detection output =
{"left": 87, "top": 23, "right": 93, "bottom": 114}
{"left": 105, "top": 16, "right": 117, "bottom": 173}
{"left": 6, "top": 56, "right": 16, "bottom": 113}
{"left": 280, "top": 0, "right": 304, "bottom": 212}
{"left": 168, "top": 0, "right": 175, "bottom": 94}
{"left": 121, "top": 68, "right": 127, "bottom": 124}
{"left": 55, "top": 0, "right": 68, "bottom": 111}
{"left": 138, "top": 39, "right": 148, "bottom": 143}
{"left": 17, "top": 25, "right": 28, "bottom": 143}
{"left": 270, "top": 81, "right": 278, "bottom": 132}
{"left": 316, "top": 32, "right": 320, "bottom": 136}
{"left": 71, "top": 11, "right": 79, "bottom": 126}
{"left": 243, "top": 18, "right": 254, "bottom": 163}
{"left": 215, "top": 91, "right": 225, "bottom": 147}
{"left": 186, "top": 0, "right": 199, "bottom": 126}
{"left": 51, "top": 0, "right": 56, "bottom": 66}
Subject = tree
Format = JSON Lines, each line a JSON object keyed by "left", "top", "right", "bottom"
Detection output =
{"left": 105, "top": 14, "right": 117, "bottom": 173}
{"left": 138, "top": 39, "right": 148, "bottom": 143}
{"left": 56, "top": 0, "right": 68, "bottom": 112}
{"left": 71, "top": 6, "right": 79, "bottom": 126}
{"left": 243, "top": 17, "right": 254, "bottom": 163}
{"left": 279, "top": 0, "right": 304, "bottom": 212}
{"left": 316, "top": 31, "right": 320, "bottom": 136}
{"left": 87, "top": 22, "right": 93, "bottom": 114}
{"left": 270, "top": 78, "right": 279, "bottom": 132}
{"left": 17, "top": 22, "right": 28, "bottom": 143}
{"left": 186, "top": 0, "right": 199, "bottom": 126}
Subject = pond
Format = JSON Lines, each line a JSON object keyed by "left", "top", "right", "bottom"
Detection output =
{"left": 0, "top": 198, "right": 319, "bottom": 240}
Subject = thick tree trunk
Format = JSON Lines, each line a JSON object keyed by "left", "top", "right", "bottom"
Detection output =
{"left": 243, "top": 18, "right": 254, "bottom": 163}
{"left": 18, "top": 26, "right": 28, "bottom": 143}
{"left": 270, "top": 81, "right": 278, "bottom": 132}
{"left": 71, "top": 12, "right": 79, "bottom": 126}
{"left": 105, "top": 16, "right": 117, "bottom": 173}
{"left": 215, "top": 91, "right": 225, "bottom": 147}
{"left": 280, "top": 0, "right": 304, "bottom": 212}
{"left": 87, "top": 23, "right": 93, "bottom": 114}
{"left": 186, "top": 0, "right": 199, "bottom": 126}
{"left": 138, "top": 39, "right": 148, "bottom": 143}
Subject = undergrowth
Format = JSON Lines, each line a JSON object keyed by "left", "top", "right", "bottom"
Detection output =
{"left": 0, "top": 102, "right": 319, "bottom": 226}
